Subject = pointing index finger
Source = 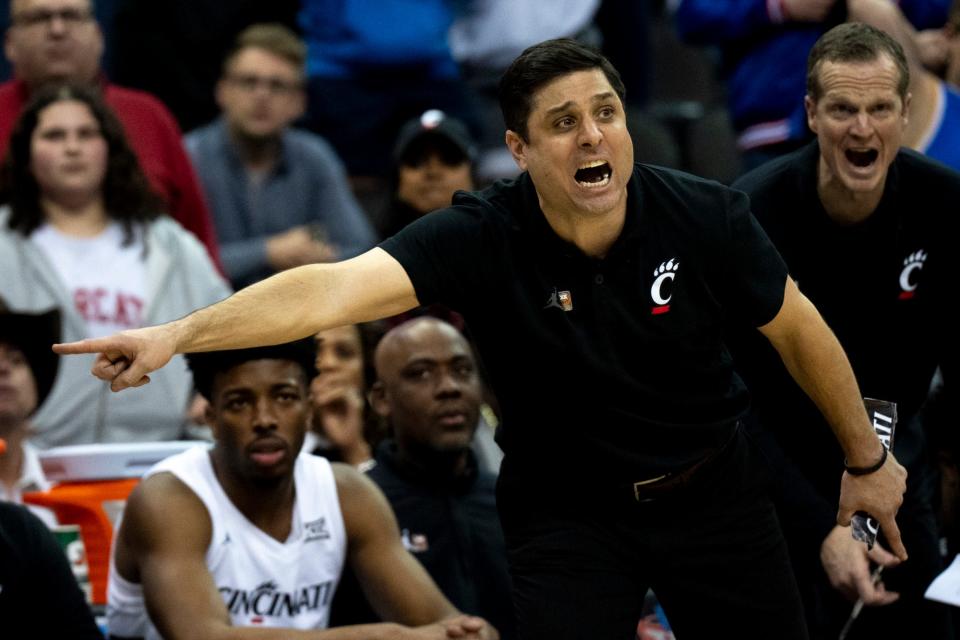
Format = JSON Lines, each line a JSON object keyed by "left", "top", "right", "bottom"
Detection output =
{"left": 53, "top": 337, "right": 121, "bottom": 355}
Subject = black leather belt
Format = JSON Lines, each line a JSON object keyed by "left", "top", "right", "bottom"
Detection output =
{"left": 630, "top": 426, "right": 739, "bottom": 503}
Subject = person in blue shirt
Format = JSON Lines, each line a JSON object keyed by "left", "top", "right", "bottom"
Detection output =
{"left": 674, "top": 0, "right": 950, "bottom": 171}
{"left": 298, "top": 0, "right": 481, "bottom": 177}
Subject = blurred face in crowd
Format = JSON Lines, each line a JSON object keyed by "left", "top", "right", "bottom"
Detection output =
{"left": 397, "top": 136, "right": 474, "bottom": 215}
{"left": 206, "top": 359, "right": 309, "bottom": 486}
{"left": 371, "top": 319, "right": 481, "bottom": 458}
{"left": 505, "top": 68, "right": 633, "bottom": 221}
{"left": 216, "top": 46, "right": 305, "bottom": 141}
{"left": 30, "top": 98, "right": 108, "bottom": 208}
{"left": 314, "top": 325, "right": 364, "bottom": 391}
{"left": 806, "top": 54, "right": 909, "bottom": 205}
{"left": 0, "top": 342, "right": 38, "bottom": 428}
{"left": 5, "top": 0, "right": 102, "bottom": 88}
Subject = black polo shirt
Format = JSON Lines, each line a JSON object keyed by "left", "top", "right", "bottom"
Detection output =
{"left": 732, "top": 143, "right": 960, "bottom": 519}
{"left": 380, "top": 164, "right": 788, "bottom": 488}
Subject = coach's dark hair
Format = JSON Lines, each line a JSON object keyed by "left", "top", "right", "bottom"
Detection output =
{"left": 186, "top": 339, "right": 318, "bottom": 402}
{"left": 806, "top": 22, "right": 909, "bottom": 102}
{"left": 499, "top": 38, "right": 626, "bottom": 141}
{"left": 1, "top": 83, "right": 163, "bottom": 242}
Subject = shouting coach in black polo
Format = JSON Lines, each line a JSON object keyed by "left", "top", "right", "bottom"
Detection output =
{"left": 58, "top": 39, "right": 906, "bottom": 640}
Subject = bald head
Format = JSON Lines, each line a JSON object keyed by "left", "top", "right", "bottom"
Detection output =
{"left": 374, "top": 317, "right": 470, "bottom": 376}
{"left": 371, "top": 317, "right": 481, "bottom": 458}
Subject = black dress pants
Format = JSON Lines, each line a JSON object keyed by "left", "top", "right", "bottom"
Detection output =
{"left": 497, "top": 430, "right": 808, "bottom": 640}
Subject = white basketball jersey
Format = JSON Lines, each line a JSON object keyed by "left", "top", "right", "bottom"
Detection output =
{"left": 107, "top": 446, "right": 347, "bottom": 638}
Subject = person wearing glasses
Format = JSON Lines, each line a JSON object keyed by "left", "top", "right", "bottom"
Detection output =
{"left": 0, "top": 0, "right": 223, "bottom": 269}
{"left": 185, "top": 24, "right": 377, "bottom": 290}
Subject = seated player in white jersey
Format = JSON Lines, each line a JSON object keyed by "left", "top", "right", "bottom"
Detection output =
{"left": 106, "top": 339, "right": 497, "bottom": 640}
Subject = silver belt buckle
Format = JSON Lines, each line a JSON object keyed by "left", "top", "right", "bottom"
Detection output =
{"left": 633, "top": 473, "right": 668, "bottom": 501}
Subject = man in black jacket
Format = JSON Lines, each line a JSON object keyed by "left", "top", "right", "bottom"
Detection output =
{"left": 332, "top": 317, "right": 515, "bottom": 638}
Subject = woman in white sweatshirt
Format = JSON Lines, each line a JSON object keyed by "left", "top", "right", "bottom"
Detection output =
{"left": 0, "top": 84, "right": 230, "bottom": 447}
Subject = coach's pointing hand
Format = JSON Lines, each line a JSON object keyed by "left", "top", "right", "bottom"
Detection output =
{"left": 54, "top": 325, "right": 179, "bottom": 391}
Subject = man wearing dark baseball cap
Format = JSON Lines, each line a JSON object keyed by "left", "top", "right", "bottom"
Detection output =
{"left": 379, "top": 109, "right": 478, "bottom": 238}
{"left": 0, "top": 299, "right": 61, "bottom": 507}
{"left": 394, "top": 109, "right": 478, "bottom": 165}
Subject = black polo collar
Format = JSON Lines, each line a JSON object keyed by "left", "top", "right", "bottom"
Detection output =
{"left": 795, "top": 139, "right": 902, "bottom": 231}
{"left": 513, "top": 165, "right": 645, "bottom": 263}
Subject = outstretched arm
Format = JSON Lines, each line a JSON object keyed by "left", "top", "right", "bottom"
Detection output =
{"left": 757, "top": 278, "right": 908, "bottom": 560}
{"left": 54, "top": 248, "right": 419, "bottom": 391}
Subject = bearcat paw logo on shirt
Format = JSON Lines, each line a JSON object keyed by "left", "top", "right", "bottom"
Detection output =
{"left": 898, "top": 250, "right": 927, "bottom": 300}
{"left": 650, "top": 259, "right": 679, "bottom": 314}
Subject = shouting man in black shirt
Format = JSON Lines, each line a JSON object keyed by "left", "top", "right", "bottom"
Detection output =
{"left": 732, "top": 21, "right": 958, "bottom": 640}
{"left": 58, "top": 38, "right": 905, "bottom": 639}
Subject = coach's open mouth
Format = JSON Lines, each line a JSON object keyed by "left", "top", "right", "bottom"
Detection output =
{"left": 575, "top": 160, "right": 612, "bottom": 188}
{"left": 845, "top": 148, "right": 879, "bottom": 168}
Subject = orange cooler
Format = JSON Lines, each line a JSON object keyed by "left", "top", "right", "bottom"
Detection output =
{"left": 22, "top": 441, "right": 206, "bottom": 605}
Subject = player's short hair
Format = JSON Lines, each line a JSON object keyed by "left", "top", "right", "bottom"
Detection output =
{"left": 186, "top": 339, "right": 317, "bottom": 401}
